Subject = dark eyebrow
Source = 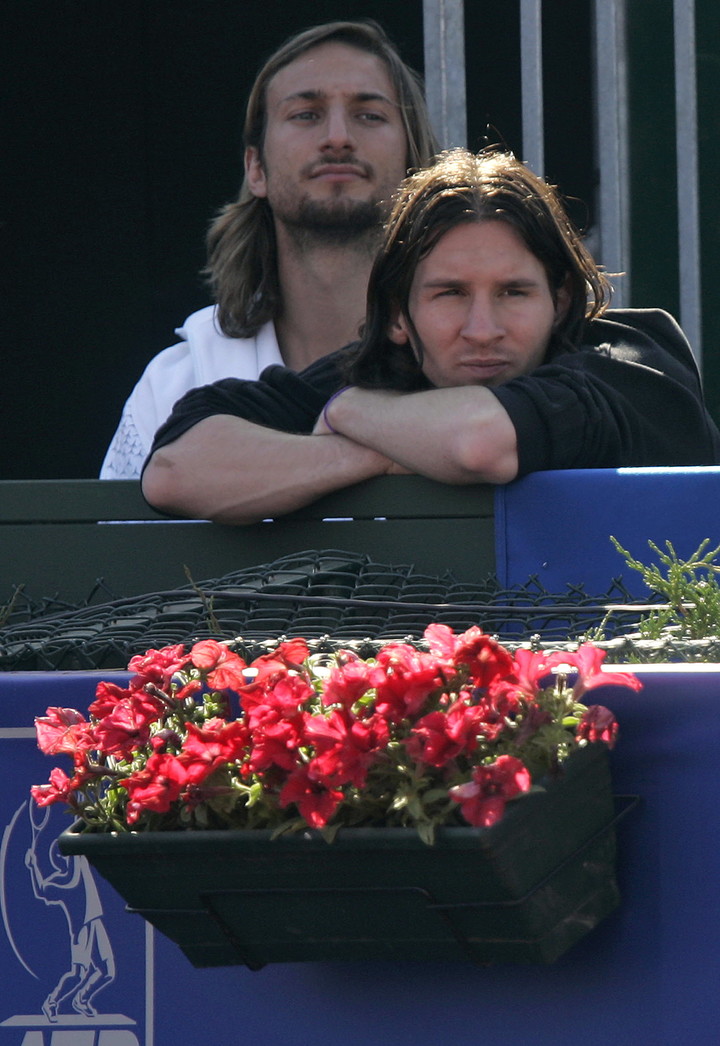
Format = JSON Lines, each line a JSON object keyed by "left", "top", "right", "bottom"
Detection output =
{"left": 419, "top": 278, "right": 467, "bottom": 290}
{"left": 418, "top": 277, "right": 544, "bottom": 291}
{"left": 278, "top": 89, "right": 396, "bottom": 106}
{"left": 499, "top": 278, "right": 542, "bottom": 287}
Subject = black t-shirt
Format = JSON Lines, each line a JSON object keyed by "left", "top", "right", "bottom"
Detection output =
{"left": 147, "top": 309, "right": 720, "bottom": 476}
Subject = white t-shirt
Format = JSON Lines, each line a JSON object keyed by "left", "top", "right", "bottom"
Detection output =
{"left": 100, "top": 307, "right": 282, "bottom": 479}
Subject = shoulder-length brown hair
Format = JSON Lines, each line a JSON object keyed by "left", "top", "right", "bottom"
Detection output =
{"left": 205, "top": 20, "right": 439, "bottom": 338}
{"left": 346, "top": 148, "right": 612, "bottom": 390}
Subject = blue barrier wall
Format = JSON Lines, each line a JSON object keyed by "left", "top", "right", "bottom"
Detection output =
{"left": 495, "top": 467, "right": 720, "bottom": 596}
{"left": 1, "top": 663, "right": 719, "bottom": 1046}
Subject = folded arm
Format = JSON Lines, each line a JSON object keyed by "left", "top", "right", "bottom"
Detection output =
{"left": 142, "top": 415, "right": 397, "bottom": 523}
{"left": 141, "top": 361, "right": 519, "bottom": 523}
{"left": 321, "top": 385, "right": 519, "bottom": 484}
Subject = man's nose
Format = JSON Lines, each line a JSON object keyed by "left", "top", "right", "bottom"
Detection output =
{"left": 320, "top": 107, "right": 356, "bottom": 151}
{"left": 462, "top": 297, "right": 504, "bottom": 341}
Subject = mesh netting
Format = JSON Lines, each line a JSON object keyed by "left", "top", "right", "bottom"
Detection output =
{"left": 0, "top": 548, "right": 650, "bottom": 672}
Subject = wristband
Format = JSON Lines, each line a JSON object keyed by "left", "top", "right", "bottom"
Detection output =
{"left": 322, "top": 386, "right": 352, "bottom": 434}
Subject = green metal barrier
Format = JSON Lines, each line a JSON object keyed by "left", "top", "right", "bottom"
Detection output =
{"left": 0, "top": 478, "right": 495, "bottom": 607}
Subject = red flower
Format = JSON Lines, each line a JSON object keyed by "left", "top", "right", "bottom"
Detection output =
{"left": 92, "top": 692, "right": 165, "bottom": 758}
{"left": 455, "top": 628, "right": 516, "bottom": 686}
{"left": 279, "top": 766, "right": 344, "bottom": 828}
{"left": 190, "top": 640, "right": 248, "bottom": 691}
{"left": 248, "top": 639, "right": 310, "bottom": 684}
{"left": 122, "top": 752, "right": 189, "bottom": 824}
{"left": 374, "top": 643, "right": 446, "bottom": 721}
{"left": 31, "top": 766, "right": 85, "bottom": 807}
{"left": 449, "top": 755, "right": 532, "bottom": 827}
{"left": 89, "top": 681, "right": 133, "bottom": 719}
{"left": 304, "top": 709, "right": 388, "bottom": 788}
{"left": 468, "top": 685, "right": 522, "bottom": 742}
{"left": 127, "top": 644, "right": 190, "bottom": 688}
{"left": 180, "top": 719, "right": 249, "bottom": 784}
{"left": 577, "top": 705, "right": 619, "bottom": 747}
{"left": 248, "top": 717, "right": 304, "bottom": 773}
{"left": 31, "top": 634, "right": 634, "bottom": 837}
{"left": 490, "top": 648, "right": 554, "bottom": 704}
{"left": 321, "top": 654, "right": 380, "bottom": 709}
{"left": 35, "top": 707, "right": 92, "bottom": 756}
{"left": 244, "top": 671, "right": 315, "bottom": 719}
{"left": 423, "top": 623, "right": 458, "bottom": 655}
{"left": 244, "top": 679, "right": 309, "bottom": 773}
{"left": 545, "top": 644, "right": 643, "bottom": 699}
{"left": 425, "top": 624, "right": 515, "bottom": 687}
{"left": 405, "top": 698, "right": 484, "bottom": 768}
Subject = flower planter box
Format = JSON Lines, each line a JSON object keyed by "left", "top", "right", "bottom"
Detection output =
{"left": 59, "top": 744, "right": 624, "bottom": 968}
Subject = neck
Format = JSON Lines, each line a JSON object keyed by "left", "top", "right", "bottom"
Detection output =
{"left": 273, "top": 226, "right": 379, "bottom": 371}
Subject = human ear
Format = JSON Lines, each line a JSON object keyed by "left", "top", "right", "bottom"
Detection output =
{"left": 553, "top": 278, "right": 572, "bottom": 326}
{"left": 245, "top": 146, "right": 268, "bottom": 199}
{"left": 387, "top": 310, "right": 410, "bottom": 345}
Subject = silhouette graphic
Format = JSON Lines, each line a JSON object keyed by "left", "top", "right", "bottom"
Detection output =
{"left": 24, "top": 804, "right": 115, "bottom": 1022}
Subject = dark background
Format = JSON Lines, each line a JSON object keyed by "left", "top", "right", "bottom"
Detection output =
{"left": 2, "top": 0, "right": 596, "bottom": 479}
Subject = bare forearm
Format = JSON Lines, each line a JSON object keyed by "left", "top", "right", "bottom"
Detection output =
{"left": 325, "top": 387, "right": 519, "bottom": 484}
{"left": 141, "top": 416, "right": 392, "bottom": 523}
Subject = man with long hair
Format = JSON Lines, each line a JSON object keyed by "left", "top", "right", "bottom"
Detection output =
{"left": 100, "top": 20, "right": 438, "bottom": 479}
{"left": 142, "top": 148, "right": 720, "bottom": 521}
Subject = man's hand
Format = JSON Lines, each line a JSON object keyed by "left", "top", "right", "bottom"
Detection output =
{"left": 312, "top": 386, "right": 353, "bottom": 436}
{"left": 320, "top": 385, "right": 519, "bottom": 484}
{"left": 312, "top": 412, "right": 334, "bottom": 436}
{"left": 313, "top": 391, "right": 414, "bottom": 473}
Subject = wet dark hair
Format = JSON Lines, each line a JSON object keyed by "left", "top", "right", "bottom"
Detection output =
{"left": 347, "top": 147, "right": 611, "bottom": 390}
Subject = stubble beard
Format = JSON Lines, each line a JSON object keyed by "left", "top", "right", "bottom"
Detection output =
{"left": 276, "top": 195, "right": 385, "bottom": 250}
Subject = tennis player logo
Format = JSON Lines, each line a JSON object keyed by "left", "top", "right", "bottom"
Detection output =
{"left": 24, "top": 805, "right": 115, "bottom": 1021}
{"left": 1, "top": 801, "right": 142, "bottom": 1044}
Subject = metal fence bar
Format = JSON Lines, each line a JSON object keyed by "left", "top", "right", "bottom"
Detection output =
{"left": 421, "top": 1, "right": 702, "bottom": 351}
{"left": 674, "top": 0, "right": 702, "bottom": 368}
{"left": 422, "top": 0, "right": 467, "bottom": 149}
{"left": 519, "top": 0, "right": 544, "bottom": 175}
{"left": 592, "top": 0, "right": 630, "bottom": 306}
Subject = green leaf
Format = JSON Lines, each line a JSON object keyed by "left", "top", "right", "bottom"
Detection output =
{"left": 416, "top": 821, "right": 436, "bottom": 847}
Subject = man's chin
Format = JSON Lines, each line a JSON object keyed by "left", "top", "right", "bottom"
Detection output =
{"left": 285, "top": 198, "right": 382, "bottom": 239}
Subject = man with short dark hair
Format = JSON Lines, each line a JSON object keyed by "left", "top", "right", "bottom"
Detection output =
{"left": 100, "top": 20, "right": 437, "bottom": 478}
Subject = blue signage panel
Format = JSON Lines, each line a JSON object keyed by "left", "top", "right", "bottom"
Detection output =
{"left": 2, "top": 666, "right": 720, "bottom": 1046}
